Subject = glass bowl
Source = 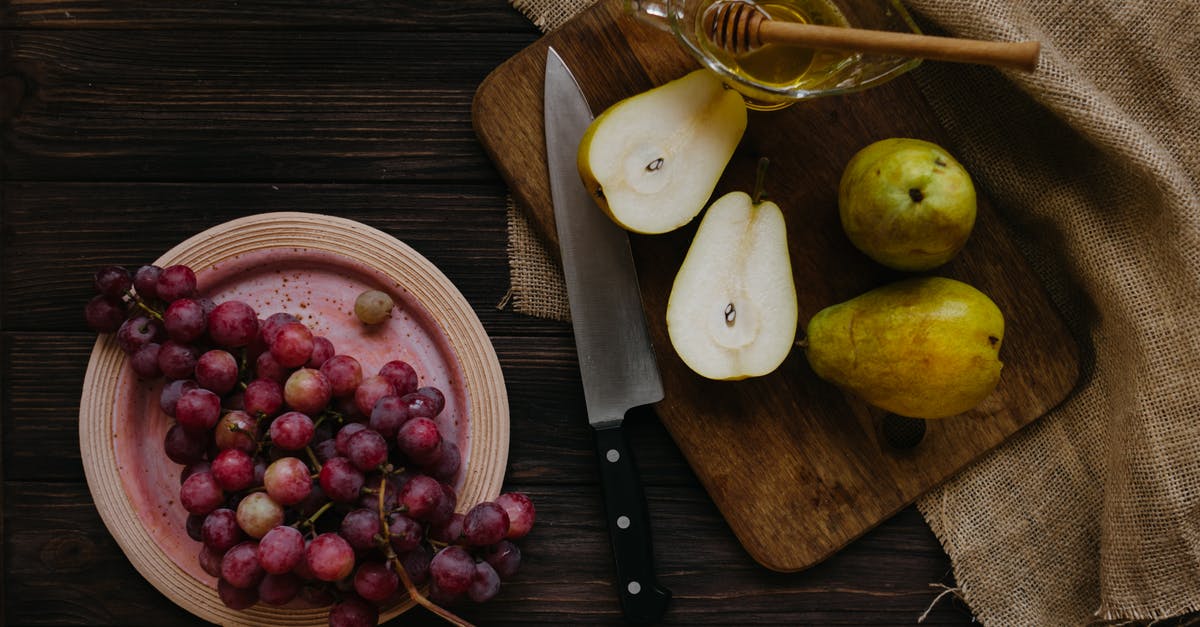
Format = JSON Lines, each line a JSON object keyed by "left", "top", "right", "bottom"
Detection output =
{"left": 626, "top": 0, "right": 923, "bottom": 110}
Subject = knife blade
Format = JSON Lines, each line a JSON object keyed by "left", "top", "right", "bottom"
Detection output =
{"left": 544, "top": 47, "right": 672, "bottom": 624}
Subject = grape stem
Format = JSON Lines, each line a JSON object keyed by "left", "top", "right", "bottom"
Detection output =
{"left": 295, "top": 501, "right": 334, "bottom": 530}
{"left": 132, "top": 297, "right": 164, "bottom": 321}
{"left": 375, "top": 474, "right": 473, "bottom": 627}
{"left": 304, "top": 446, "right": 323, "bottom": 472}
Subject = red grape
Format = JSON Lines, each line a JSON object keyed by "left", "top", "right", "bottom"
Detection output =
{"left": 379, "top": 360, "right": 418, "bottom": 396}
{"left": 221, "top": 541, "right": 265, "bottom": 589}
{"left": 398, "top": 475, "right": 444, "bottom": 522}
{"left": 340, "top": 508, "right": 382, "bottom": 552}
{"left": 244, "top": 378, "right": 284, "bottom": 418}
{"left": 401, "top": 391, "right": 440, "bottom": 420}
{"left": 201, "top": 508, "right": 244, "bottom": 553}
{"left": 117, "top": 315, "right": 164, "bottom": 355}
{"left": 157, "top": 339, "right": 200, "bottom": 380}
{"left": 258, "top": 525, "right": 305, "bottom": 574}
{"left": 334, "top": 423, "right": 368, "bottom": 456}
{"left": 130, "top": 343, "right": 163, "bottom": 379}
{"left": 214, "top": 410, "right": 258, "bottom": 453}
{"left": 85, "top": 294, "right": 127, "bottom": 333}
{"left": 270, "top": 321, "right": 314, "bottom": 368}
{"left": 255, "top": 351, "right": 291, "bottom": 383}
{"left": 211, "top": 448, "right": 255, "bottom": 491}
{"left": 313, "top": 438, "right": 339, "bottom": 463}
{"left": 164, "top": 298, "right": 207, "bottom": 343}
{"left": 164, "top": 423, "right": 207, "bottom": 465}
{"left": 260, "top": 312, "right": 299, "bottom": 345}
{"left": 208, "top": 300, "right": 259, "bottom": 348}
{"left": 319, "top": 457, "right": 364, "bottom": 503}
{"left": 328, "top": 594, "right": 378, "bottom": 627}
{"left": 186, "top": 513, "right": 205, "bottom": 541}
{"left": 263, "top": 457, "right": 313, "bottom": 506}
{"left": 388, "top": 512, "right": 424, "bottom": 553}
{"left": 468, "top": 560, "right": 502, "bottom": 603}
{"left": 353, "top": 560, "right": 399, "bottom": 602}
{"left": 257, "top": 572, "right": 302, "bottom": 606}
{"left": 283, "top": 368, "right": 332, "bottom": 416}
{"left": 345, "top": 428, "right": 388, "bottom": 472}
{"left": 429, "top": 545, "right": 475, "bottom": 599}
{"left": 368, "top": 395, "right": 409, "bottom": 439}
{"left": 157, "top": 264, "right": 198, "bottom": 302}
{"left": 396, "top": 417, "right": 443, "bottom": 466}
{"left": 428, "top": 512, "right": 464, "bottom": 545}
{"left": 483, "top": 540, "right": 521, "bottom": 579}
{"left": 217, "top": 578, "right": 259, "bottom": 610}
{"left": 199, "top": 544, "right": 224, "bottom": 578}
{"left": 427, "top": 440, "right": 461, "bottom": 481}
{"left": 307, "top": 336, "right": 335, "bottom": 368}
{"left": 180, "top": 472, "right": 224, "bottom": 516}
{"left": 236, "top": 492, "right": 284, "bottom": 538}
{"left": 495, "top": 492, "right": 537, "bottom": 540}
{"left": 305, "top": 532, "right": 355, "bottom": 582}
{"left": 94, "top": 265, "right": 132, "bottom": 298}
{"left": 160, "top": 379, "right": 198, "bottom": 417}
{"left": 175, "top": 388, "right": 222, "bottom": 432}
{"left": 399, "top": 543, "right": 433, "bottom": 585}
{"left": 320, "top": 355, "right": 363, "bottom": 397}
{"left": 353, "top": 375, "right": 395, "bottom": 417}
{"left": 462, "top": 501, "right": 510, "bottom": 547}
{"left": 180, "top": 460, "right": 211, "bottom": 484}
{"left": 430, "top": 482, "right": 457, "bottom": 526}
{"left": 269, "top": 411, "right": 315, "bottom": 451}
{"left": 195, "top": 349, "right": 239, "bottom": 395}
{"left": 133, "top": 264, "right": 162, "bottom": 300}
{"left": 417, "top": 386, "right": 446, "bottom": 415}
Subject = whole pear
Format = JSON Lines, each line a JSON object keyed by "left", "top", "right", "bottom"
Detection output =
{"left": 839, "top": 138, "right": 976, "bottom": 271}
{"left": 805, "top": 277, "right": 1003, "bottom": 419}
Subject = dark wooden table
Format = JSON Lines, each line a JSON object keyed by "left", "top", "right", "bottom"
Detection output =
{"left": 1, "top": 2, "right": 972, "bottom": 624}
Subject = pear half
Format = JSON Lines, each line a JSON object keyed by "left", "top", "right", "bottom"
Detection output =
{"left": 667, "top": 191, "right": 798, "bottom": 380}
{"left": 577, "top": 70, "right": 748, "bottom": 234}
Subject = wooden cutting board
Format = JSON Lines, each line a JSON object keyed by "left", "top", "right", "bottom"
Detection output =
{"left": 473, "top": 0, "right": 1079, "bottom": 572}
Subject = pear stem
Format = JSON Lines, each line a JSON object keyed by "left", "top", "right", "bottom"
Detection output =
{"left": 795, "top": 337, "right": 809, "bottom": 349}
{"left": 753, "top": 157, "right": 770, "bottom": 205}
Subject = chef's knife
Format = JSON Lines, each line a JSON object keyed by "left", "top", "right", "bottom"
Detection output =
{"left": 543, "top": 47, "right": 672, "bottom": 624}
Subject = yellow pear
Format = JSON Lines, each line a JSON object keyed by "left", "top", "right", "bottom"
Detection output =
{"left": 805, "top": 277, "right": 1003, "bottom": 418}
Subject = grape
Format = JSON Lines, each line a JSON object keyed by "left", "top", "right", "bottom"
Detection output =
{"left": 340, "top": 508, "right": 382, "bottom": 553}
{"left": 164, "top": 298, "right": 207, "bottom": 343}
{"left": 427, "top": 440, "right": 461, "bottom": 481}
{"left": 417, "top": 386, "right": 446, "bottom": 415}
{"left": 236, "top": 492, "right": 284, "bottom": 538}
{"left": 257, "top": 572, "right": 302, "bottom": 606}
{"left": 429, "top": 545, "right": 475, "bottom": 599}
{"left": 180, "top": 472, "right": 224, "bottom": 516}
{"left": 210, "top": 449, "right": 255, "bottom": 491}
{"left": 157, "top": 339, "right": 200, "bottom": 380}
{"left": 354, "top": 375, "right": 395, "bottom": 417}
{"left": 345, "top": 429, "right": 388, "bottom": 471}
{"left": 397, "top": 475, "right": 444, "bottom": 522}
{"left": 483, "top": 540, "right": 521, "bottom": 579}
{"left": 214, "top": 410, "right": 258, "bottom": 453}
{"left": 354, "top": 289, "right": 394, "bottom": 325}
{"left": 495, "top": 492, "right": 537, "bottom": 539}
{"left": 320, "top": 355, "right": 363, "bottom": 397}
{"left": 430, "top": 483, "right": 457, "bottom": 526}
{"left": 195, "top": 349, "right": 239, "bottom": 395}
{"left": 255, "top": 351, "right": 291, "bottom": 383}
{"left": 133, "top": 264, "right": 163, "bottom": 300}
{"left": 221, "top": 541, "right": 265, "bottom": 589}
{"left": 334, "top": 423, "right": 368, "bottom": 456}
{"left": 258, "top": 525, "right": 305, "bottom": 574}
{"left": 368, "top": 395, "right": 409, "bottom": 439}
{"left": 94, "top": 265, "right": 133, "bottom": 298}
{"left": 85, "top": 295, "right": 127, "bottom": 333}
{"left": 269, "top": 411, "right": 315, "bottom": 451}
{"left": 399, "top": 543, "right": 433, "bottom": 585}
{"left": 157, "top": 264, "right": 197, "bottom": 302}
{"left": 164, "top": 423, "right": 207, "bottom": 465}
{"left": 199, "top": 544, "right": 224, "bottom": 578}
{"left": 202, "top": 508, "right": 244, "bottom": 553}
{"left": 313, "top": 438, "right": 339, "bottom": 463}
{"left": 244, "top": 378, "right": 284, "bottom": 418}
{"left": 388, "top": 512, "right": 424, "bottom": 553}
{"left": 402, "top": 392, "right": 440, "bottom": 420}
{"left": 328, "top": 594, "right": 379, "bottom": 627}
{"left": 307, "top": 336, "right": 335, "bottom": 368}
{"left": 160, "top": 379, "right": 198, "bottom": 417}
{"left": 263, "top": 457, "right": 313, "bottom": 506}
{"left": 208, "top": 300, "right": 259, "bottom": 348}
{"left": 260, "top": 312, "right": 299, "bottom": 345}
{"left": 379, "top": 360, "right": 418, "bottom": 396}
{"left": 180, "top": 460, "right": 212, "bottom": 484}
{"left": 175, "top": 388, "right": 222, "bottom": 432}
{"left": 305, "top": 532, "right": 355, "bottom": 582}
{"left": 468, "top": 560, "right": 502, "bottom": 603}
{"left": 353, "top": 561, "right": 399, "bottom": 602}
{"left": 186, "top": 513, "right": 205, "bottom": 541}
{"left": 217, "top": 578, "right": 259, "bottom": 610}
{"left": 396, "top": 417, "right": 443, "bottom": 466}
{"left": 283, "top": 368, "right": 332, "bottom": 416}
{"left": 270, "top": 321, "right": 314, "bottom": 368}
{"left": 428, "top": 512, "right": 464, "bottom": 545}
{"left": 360, "top": 471, "right": 405, "bottom": 514}
{"left": 117, "top": 315, "right": 164, "bottom": 355}
{"left": 130, "top": 343, "right": 162, "bottom": 379}
{"left": 319, "top": 457, "right": 364, "bottom": 503}
{"left": 462, "top": 501, "right": 510, "bottom": 547}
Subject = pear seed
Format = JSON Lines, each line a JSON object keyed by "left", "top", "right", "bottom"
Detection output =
{"left": 724, "top": 302, "right": 736, "bottom": 326}
{"left": 646, "top": 158, "right": 664, "bottom": 172}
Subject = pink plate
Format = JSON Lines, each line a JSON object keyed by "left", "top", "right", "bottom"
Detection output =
{"left": 80, "top": 213, "right": 509, "bottom": 626}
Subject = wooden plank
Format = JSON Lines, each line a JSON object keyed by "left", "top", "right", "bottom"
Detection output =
{"left": 3, "top": 1, "right": 535, "bottom": 31}
{"left": 2, "top": 481, "right": 966, "bottom": 625}
{"left": 473, "top": 0, "right": 1080, "bottom": 572}
{"left": 1, "top": 31, "right": 536, "bottom": 181}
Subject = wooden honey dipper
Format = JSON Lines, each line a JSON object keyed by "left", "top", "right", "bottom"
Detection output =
{"left": 703, "top": 1, "right": 1040, "bottom": 71}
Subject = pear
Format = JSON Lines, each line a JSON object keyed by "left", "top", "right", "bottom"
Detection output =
{"left": 667, "top": 189, "right": 798, "bottom": 380}
{"left": 577, "top": 69, "right": 747, "bottom": 234}
{"left": 805, "top": 277, "right": 1003, "bottom": 418}
{"left": 839, "top": 138, "right": 977, "bottom": 271}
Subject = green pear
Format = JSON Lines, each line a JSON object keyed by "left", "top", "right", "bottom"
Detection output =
{"left": 839, "top": 138, "right": 977, "bottom": 271}
{"left": 667, "top": 190, "right": 798, "bottom": 380}
{"left": 577, "top": 69, "right": 747, "bottom": 234}
{"left": 805, "top": 277, "right": 1003, "bottom": 418}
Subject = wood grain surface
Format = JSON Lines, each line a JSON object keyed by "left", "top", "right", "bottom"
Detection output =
{"left": 0, "top": 0, "right": 1031, "bottom": 624}
{"left": 474, "top": 0, "right": 1080, "bottom": 572}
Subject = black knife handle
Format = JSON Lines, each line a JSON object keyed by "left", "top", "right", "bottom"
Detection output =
{"left": 593, "top": 422, "right": 671, "bottom": 624}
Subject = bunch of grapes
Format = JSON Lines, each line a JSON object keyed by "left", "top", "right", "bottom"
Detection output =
{"left": 85, "top": 264, "right": 536, "bottom": 627}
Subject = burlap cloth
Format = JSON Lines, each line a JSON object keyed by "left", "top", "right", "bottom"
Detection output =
{"left": 504, "top": 0, "right": 1200, "bottom": 623}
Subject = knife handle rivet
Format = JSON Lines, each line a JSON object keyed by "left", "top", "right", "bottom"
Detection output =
{"left": 627, "top": 581, "right": 642, "bottom": 595}
{"left": 606, "top": 449, "right": 621, "bottom": 463}
{"left": 617, "top": 515, "right": 631, "bottom": 529}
